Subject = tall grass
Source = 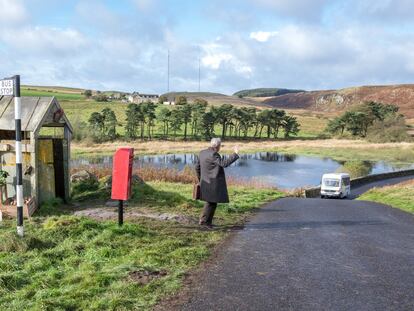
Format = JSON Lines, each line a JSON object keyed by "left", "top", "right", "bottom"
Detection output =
{"left": 71, "top": 165, "right": 275, "bottom": 189}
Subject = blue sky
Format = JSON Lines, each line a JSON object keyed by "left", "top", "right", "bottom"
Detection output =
{"left": 1, "top": 0, "right": 414, "bottom": 94}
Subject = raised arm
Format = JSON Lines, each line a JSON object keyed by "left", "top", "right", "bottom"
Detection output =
{"left": 213, "top": 152, "right": 239, "bottom": 168}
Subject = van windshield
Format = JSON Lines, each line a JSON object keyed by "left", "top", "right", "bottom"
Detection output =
{"left": 323, "top": 179, "right": 340, "bottom": 187}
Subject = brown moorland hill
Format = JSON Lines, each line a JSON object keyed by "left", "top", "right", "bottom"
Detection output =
{"left": 263, "top": 84, "right": 414, "bottom": 118}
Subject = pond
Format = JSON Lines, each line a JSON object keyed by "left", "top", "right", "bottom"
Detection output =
{"left": 71, "top": 152, "right": 414, "bottom": 190}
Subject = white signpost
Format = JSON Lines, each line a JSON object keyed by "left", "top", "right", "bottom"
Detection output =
{"left": 0, "top": 75, "right": 23, "bottom": 237}
{"left": 0, "top": 79, "right": 14, "bottom": 96}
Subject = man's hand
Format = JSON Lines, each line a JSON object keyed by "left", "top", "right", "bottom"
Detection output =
{"left": 234, "top": 145, "right": 239, "bottom": 155}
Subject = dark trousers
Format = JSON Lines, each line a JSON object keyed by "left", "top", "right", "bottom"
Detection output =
{"left": 199, "top": 202, "right": 217, "bottom": 225}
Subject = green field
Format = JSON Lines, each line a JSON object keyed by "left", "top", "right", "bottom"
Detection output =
{"left": 60, "top": 100, "right": 326, "bottom": 139}
{"left": 22, "top": 87, "right": 85, "bottom": 101}
{"left": 0, "top": 181, "right": 283, "bottom": 310}
{"left": 358, "top": 180, "right": 414, "bottom": 214}
{"left": 17, "top": 85, "right": 328, "bottom": 139}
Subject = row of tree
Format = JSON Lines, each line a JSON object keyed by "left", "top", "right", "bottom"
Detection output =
{"left": 87, "top": 99, "right": 300, "bottom": 142}
{"left": 326, "top": 101, "right": 404, "bottom": 137}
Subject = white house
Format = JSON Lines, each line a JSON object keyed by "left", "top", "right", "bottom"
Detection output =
{"left": 163, "top": 101, "right": 175, "bottom": 106}
{"left": 128, "top": 92, "right": 159, "bottom": 104}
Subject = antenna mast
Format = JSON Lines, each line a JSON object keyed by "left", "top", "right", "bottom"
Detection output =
{"left": 167, "top": 49, "right": 170, "bottom": 93}
{"left": 198, "top": 56, "right": 201, "bottom": 92}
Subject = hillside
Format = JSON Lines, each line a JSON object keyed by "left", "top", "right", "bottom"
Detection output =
{"left": 163, "top": 92, "right": 269, "bottom": 108}
{"left": 262, "top": 84, "right": 414, "bottom": 118}
{"left": 21, "top": 85, "right": 86, "bottom": 100}
{"left": 233, "top": 88, "right": 304, "bottom": 98}
{"left": 22, "top": 85, "right": 85, "bottom": 93}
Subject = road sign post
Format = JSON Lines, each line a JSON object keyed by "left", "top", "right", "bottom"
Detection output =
{"left": 1, "top": 75, "right": 23, "bottom": 237}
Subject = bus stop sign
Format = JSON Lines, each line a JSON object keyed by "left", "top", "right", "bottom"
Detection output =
{"left": 0, "top": 79, "right": 14, "bottom": 96}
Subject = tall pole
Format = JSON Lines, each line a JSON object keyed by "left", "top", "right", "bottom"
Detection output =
{"left": 198, "top": 57, "right": 201, "bottom": 92}
{"left": 167, "top": 49, "right": 170, "bottom": 93}
{"left": 14, "top": 75, "right": 23, "bottom": 237}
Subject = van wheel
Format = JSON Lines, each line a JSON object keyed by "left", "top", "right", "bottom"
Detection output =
{"left": 320, "top": 195, "right": 325, "bottom": 199}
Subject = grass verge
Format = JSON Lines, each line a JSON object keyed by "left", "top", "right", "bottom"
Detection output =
{"left": 0, "top": 181, "right": 283, "bottom": 310}
{"left": 357, "top": 179, "right": 414, "bottom": 214}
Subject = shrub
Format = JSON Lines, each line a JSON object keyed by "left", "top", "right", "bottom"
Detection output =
{"left": 326, "top": 101, "right": 404, "bottom": 138}
{"left": 366, "top": 116, "right": 411, "bottom": 143}
{"left": 37, "top": 198, "right": 65, "bottom": 216}
{"left": 83, "top": 89, "right": 92, "bottom": 98}
{"left": 336, "top": 160, "right": 373, "bottom": 178}
{"left": 71, "top": 116, "right": 92, "bottom": 142}
{"left": 93, "top": 94, "right": 108, "bottom": 102}
{"left": 394, "top": 149, "right": 414, "bottom": 162}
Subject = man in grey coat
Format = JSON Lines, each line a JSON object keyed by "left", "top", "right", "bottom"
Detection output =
{"left": 195, "top": 138, "right": 240, "bottom": 227}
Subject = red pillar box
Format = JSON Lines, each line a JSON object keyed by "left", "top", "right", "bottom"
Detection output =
{"left": 111, "top": 148, "right": 134, "bottom": 201}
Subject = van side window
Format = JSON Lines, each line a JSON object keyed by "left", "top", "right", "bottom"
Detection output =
{"left": 343, "top": 177, "right": 350, "bottom": 186}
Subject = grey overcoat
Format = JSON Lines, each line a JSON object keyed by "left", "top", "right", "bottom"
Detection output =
{"left": 195, "top": 148, "right": 239, "bottom": 203}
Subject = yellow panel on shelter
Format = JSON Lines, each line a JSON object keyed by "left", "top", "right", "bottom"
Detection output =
{"left": 38, "top": 139, "right": 55, "bottom": 203}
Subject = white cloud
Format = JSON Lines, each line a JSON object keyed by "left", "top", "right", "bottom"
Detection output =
{"left": 0, "top": 26, "right": 87, "bottom": 56}
{"left": 350, "top": 0, "right": 414, "bottom": 22}
{"left": 202, "top": 53, "right": 232, "bottom": 69}
{"left": 252, "top": 0, "right": 329, "bottom": 22}
{"left": 249, "top": 31, "right": 278, "bottom": 42}
{"left": 1, "top": 0, "right": 413, "bottom": 95}
{"left": 201, "top": 42, "right": 252, "bottom": 75}
{"left": 0, "top": 0, "right": 28, "bottom": 25}
{"left": 133, "top": 0, "right": 157, "bottom": 12}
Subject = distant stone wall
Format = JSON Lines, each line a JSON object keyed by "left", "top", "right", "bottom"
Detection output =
{"left": 304, "top": 169, "right": 414, "bottom": 198}
{"left": 304, "top": 187, "right": 321, "bottom": 198}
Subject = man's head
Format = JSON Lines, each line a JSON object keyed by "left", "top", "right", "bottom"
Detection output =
{"left": 210, "top": 137, "right": 222, "bottom": 152}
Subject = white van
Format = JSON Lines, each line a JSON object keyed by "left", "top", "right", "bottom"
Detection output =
{"left": 320, "top": 173, "right": 351, "bottom": 199}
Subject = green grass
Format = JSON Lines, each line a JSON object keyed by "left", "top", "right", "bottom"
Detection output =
{"left": 22, "top": 88, "right": 85, "bottom": 101}
{"left": 61, "top": 100, "right": 325, "bottom": 139}
{"left": 61, "top": 100, "right": 127, "bottom": 129}
{"left": 272, "top": 144, "right": 414, "bottom": 164}
{"left": 0, "top": 181, "right": 283, "bottom": 310}
{"left": 358, "top": 180, "right": 414, "bottom": 214}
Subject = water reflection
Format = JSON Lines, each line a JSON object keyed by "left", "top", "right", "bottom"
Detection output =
{"left": 239, "top": 152, "right": 297, "bottom": 162}
{"left": 71, "top": 152, "right": 414, "bottom": 190}
{"left": 336, "top": 160, "right": 374, "bottom": 178}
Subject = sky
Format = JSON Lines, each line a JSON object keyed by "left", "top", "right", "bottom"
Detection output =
{"left": 0, "top": 0, "right": 414, "bottom": 94}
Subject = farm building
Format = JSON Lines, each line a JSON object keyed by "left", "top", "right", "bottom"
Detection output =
{"left": 0, "top": 96, "right": 72, "bottom": 216}
{"left": 127, "top": 92, "right": 159, "bottom": 104}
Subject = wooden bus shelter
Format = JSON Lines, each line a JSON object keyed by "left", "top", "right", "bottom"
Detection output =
{"left": 0, "top": 96, "right": 72, "bottom": 217}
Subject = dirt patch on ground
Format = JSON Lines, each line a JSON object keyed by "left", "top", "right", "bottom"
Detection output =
{"left": 73, "top": 207, "right": 198, "bottom": 224}
{"left": 129, "top": 270, "right": 168, "bottom": 285}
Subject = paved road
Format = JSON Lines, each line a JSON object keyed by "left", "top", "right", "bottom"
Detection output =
{"left": 181, "top": 179, "right": 414, "bottom": 311}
